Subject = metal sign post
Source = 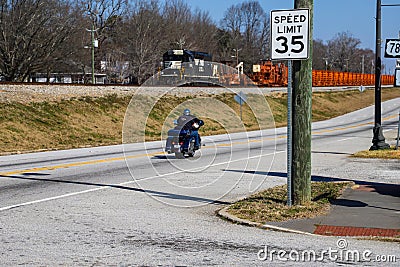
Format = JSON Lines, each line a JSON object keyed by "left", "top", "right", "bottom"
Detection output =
{"left": 287, "top": 60, "right": 293, "bottom": 206}
{"left": 234, "top": 91, "right": 247, "bottom": 121}
{"left": 396, "top": 111, "right": 400, "bottom": 150}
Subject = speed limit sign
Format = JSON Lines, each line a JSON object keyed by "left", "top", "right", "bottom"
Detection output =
{"left": 271, "top": 9, "right": 310, "bottom": 60}
{"left": 384, "top": 39, "right": 400, "bottom": 58}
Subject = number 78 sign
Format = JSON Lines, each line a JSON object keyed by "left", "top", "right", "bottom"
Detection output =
{"left": 384, "top": 39, "right": 400, "bottom": 58}
{"left": 271, "top": 9, "right": 310, "bottom": 60}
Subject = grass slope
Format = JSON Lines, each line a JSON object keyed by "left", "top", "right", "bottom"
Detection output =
{"left": 1, "top": 88, "right": 399, "bottom": 154}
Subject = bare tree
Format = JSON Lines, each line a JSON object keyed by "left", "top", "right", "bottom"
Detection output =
{"left": 312, "top": 36, "right": 374, "bottom": 73}
{"left": 83, "top": 0, "right": 127, "bottom": 44}
{"left": 215, "top": 29, "right": 234, "bottom": 62}
{"left": 0, "top": 0, "right": 77, "bottom": 81}
{"left": 258, "top": 14, "right": 270, "bottom": 58}
{"left": 312, "top": 39, "right": 328, "bottom": 70}
{"left": 220, "top": 1, "right": 269, "bottom": 71}
{"left": 326, "top": 31, "right": 361, "bottom": 72}
{"left": 220, "top": 3, "right": 243, "bottom": 49}
{"left": 162, "top": 0, "right": 193, "bottom": 49}
{"left": 242, "top": 1, "right": 264, "bottom": 44}
{"left": 182, "top": 9, "right": 218, "bottom": 54}
{"left": 78, "top": 0, "right": 127, "bottom": 79}
{"left": 121, "top": 0, "right": 165, "bottom": 84}
{"left": 241, "top": 1, "right": 269, "bottom": 64}
{"left": 352, "top": 48, "right": 374, "bottom": 74}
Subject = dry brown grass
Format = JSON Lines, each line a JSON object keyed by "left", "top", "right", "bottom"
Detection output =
{"left": 1, "top": 87, "right": 399, "bottom": 154}
{"left": 353, "top": 147, "right": 400, "bottom": 159}
{"left": 268, "top": 88, "right": 400, "bottom": 126}
{"left": 0, "top": 94, "right": 128, "bottom": 153}
{"left": 226, "top": 182, "right": 352, "bottom": 223}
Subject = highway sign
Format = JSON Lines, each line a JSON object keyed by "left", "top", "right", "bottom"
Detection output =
{"left": 384, "top": 39, "right": 400, "bottom": 58}
{"left": 395, "top": 69, "right": 400, "bottom": 87}
{"left": 271, "top": 9, "right": 310, "bottom": 60}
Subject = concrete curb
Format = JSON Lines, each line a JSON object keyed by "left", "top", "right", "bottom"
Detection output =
{"left": 217, "top": 206, "right": 317, "bottom": 236}
{"left": 216, "top": 181, "right": 356, "bottom": 237}
{"left": 217, "top": 180, "right": 400, "bottom": 241}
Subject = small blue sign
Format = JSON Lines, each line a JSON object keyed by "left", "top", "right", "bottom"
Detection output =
{"left": 234, "top": 91, "right": 247, "bottom": 105}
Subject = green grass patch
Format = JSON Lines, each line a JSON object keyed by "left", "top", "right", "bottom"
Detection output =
{"left": 226, "top": 182, "right": 352, "bottom": 223}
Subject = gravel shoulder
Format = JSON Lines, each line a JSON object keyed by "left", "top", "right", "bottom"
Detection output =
{"left": 0, "top": 83, "right": 377, "bottom": 103}
{"left": 0, "top": 84, "right": 138, "bottom": 103}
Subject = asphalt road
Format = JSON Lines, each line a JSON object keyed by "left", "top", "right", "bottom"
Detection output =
{"left": 0, "top": 98, "right": 399, "bottom": 266}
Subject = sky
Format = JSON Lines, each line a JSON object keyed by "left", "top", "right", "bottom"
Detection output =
{"left": 181, "top": 0, "right": 400, "bottom": 74}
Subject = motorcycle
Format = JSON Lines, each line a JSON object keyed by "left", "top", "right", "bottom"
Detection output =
{"left": 165, "top": 119, "right": 204, "bottom": 158}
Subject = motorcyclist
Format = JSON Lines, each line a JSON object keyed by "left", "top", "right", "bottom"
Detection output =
{"left": 177, "top": 108, "right": 202, "bottom": 150}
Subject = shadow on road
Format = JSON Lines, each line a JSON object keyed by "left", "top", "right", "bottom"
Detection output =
{"left": 0, "top": 174, "right": 229, "bottom": 205}
{"left": 222, "top": 169, "right": 400, "bottom": 198}
{"left": 223, "top": 169, "right": 400, "bottom": 213}
{"left": 330, "top": 199, "right": 367, "bottom": 207}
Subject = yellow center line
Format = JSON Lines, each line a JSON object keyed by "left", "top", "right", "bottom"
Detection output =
{"left": 0, "top": 151, "right": 162, "bottom": 176}
{"left": 0, "top": 114, "right": 396, "bottom": 176}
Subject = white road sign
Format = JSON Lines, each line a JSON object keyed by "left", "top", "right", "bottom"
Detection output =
{"left": 384, "top": 39, "right": 400, "bottom": 58}
{"left": 271, "top": 9, "right": 310, "bottom": 60}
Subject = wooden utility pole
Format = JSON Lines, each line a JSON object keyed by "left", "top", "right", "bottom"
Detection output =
{"left": 291, "top": 0, "right": 313, "bottom": 205}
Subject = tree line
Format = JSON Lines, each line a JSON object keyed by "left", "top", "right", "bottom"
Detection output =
{"left": 0, "top": 0, "right": 375, "bottom": 84}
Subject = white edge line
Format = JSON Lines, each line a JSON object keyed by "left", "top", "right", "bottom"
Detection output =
{"left": 336, "top": 137, "right": 356, "bottom": 142}
{"left": 0, "top": 151, "right": 284, "bottom": 212}
{"left": 0, "top": 187, "right": 102, "bottom": 212}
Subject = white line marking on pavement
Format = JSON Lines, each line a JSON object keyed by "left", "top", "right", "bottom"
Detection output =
{"left": 0, "top": 188, "right": 102, "bottom": 212}
{"left": 336, "top": 137, "right": 356, "bottom": 142}
{"left": 0, "top": 151, "right": 283, "bottom": 212}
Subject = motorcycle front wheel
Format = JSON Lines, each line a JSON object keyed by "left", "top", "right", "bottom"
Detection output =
{"left": 187, "top": 140, "right": 195, "bottom": 157}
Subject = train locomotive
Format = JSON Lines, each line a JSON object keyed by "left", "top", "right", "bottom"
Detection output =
{"left": 159, "top": 49, "right": 220, "bottom": 85}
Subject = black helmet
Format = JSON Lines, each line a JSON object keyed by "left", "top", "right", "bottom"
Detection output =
{"left": 183, "top": 108, "right": 190, "bottom": 116}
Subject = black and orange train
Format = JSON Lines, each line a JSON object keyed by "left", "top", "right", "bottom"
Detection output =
{"left": 158, "top": 49, "right": 395, "bottom": 87}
